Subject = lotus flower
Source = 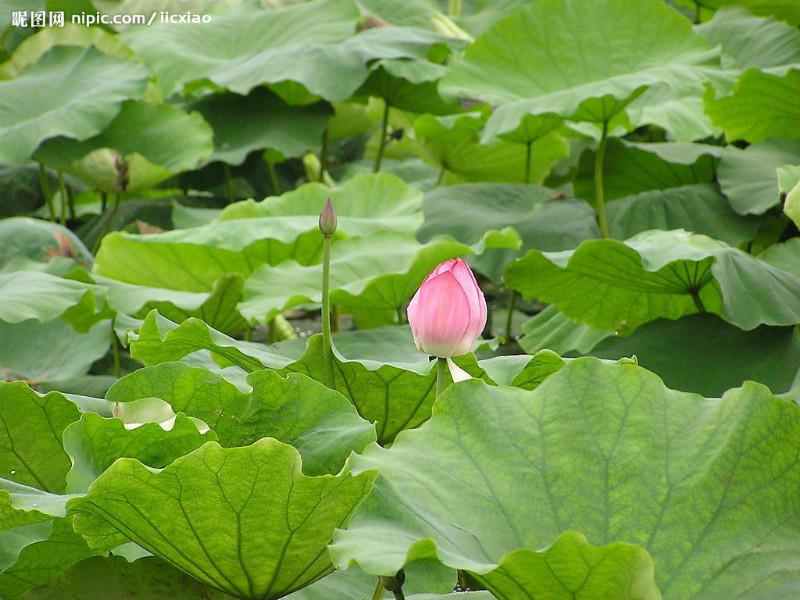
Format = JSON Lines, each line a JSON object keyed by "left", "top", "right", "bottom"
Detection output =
{"left": 407, "top": 258, "right": 487, "bottom": 359}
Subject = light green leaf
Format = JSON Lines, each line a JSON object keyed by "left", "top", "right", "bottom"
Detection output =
{"left": 72, "top": 440, "right": 376, "bottom": 599}
{"left": 0, "top": 271, "right": 106, "bottom": 330}
{"left": 240, "top": 234, "right": 470, "bottom": 324}
{"left": 786, "top": 178, "right": 800, "bottom": 228}
{"left": 0, "top": 218, "right": 92, "bottom": 276}
{"left": 0, "top": 45, "right": 148, "bottom": 165}
{"left": 0, "top": 384, "right": 80, "bottom": 493}
{"left": 94, "top": 174, "right": 422, "bottom": 291}
{"left": 705, "top": 68, "right": 800, "bottom": 143}
{"left": 717, "top": 139, "right": 800, "bottom": 215}
{"left": 106, "top": 363, "right": 375, "bottom": 476}
{"left": 332, "top": 358, "right": 800, "bottom": 599}
{"left": 504, "top": 229, "right": 800, "bottom": 333}
{"left": 440, "top": 0, "right": 716, "bottom": 142}
{"left": 519, "top": 305, "right": 614, "bottom": 355}
{"left": 189, "top": 88, "right": 333, "bottom": 166}
{"left": 698, "top": 0, "right": 800, "bottom": 25}
{"left": 34, "top": 100, "right": 214, "bottom": 193}
{"left": 0, "top": 320, "right": 110, "bottom": 386}
{"left": 358, "top": 59, "right": 459, "bottom": 115}
{"left": 62, "top": 412, "right": 214, "bottom": 493}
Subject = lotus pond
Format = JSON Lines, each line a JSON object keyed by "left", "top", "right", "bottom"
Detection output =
{"left": 1, "top": 0, "right": 800, "bottom": 598}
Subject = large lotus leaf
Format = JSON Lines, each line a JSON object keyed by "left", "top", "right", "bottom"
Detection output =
{"left": 413, "top": 113, "right": 569, "bottom": 184}
{"left": 705, "top": 68, "right": 800, "bottom": 143}
{"left": 699, "top": 0, "right": 800, "bottom": 25}
{"left": 589, "top": 313, "right": 800, "bottom": 396}
{"left": 62, "top": 412, "right": 214, "bottom": 494}
{"left": 572, "top": 140, "right": 717, "bottom": 201}
{"left": 696, "top": 8, "right": 800, "bottom": 70}
{"left": 0, "top": 319, "right": 110, "bottom": 386}
{"left": 418, "top": 183, "right": 599, "bottom": 252}
{"left": 96, "top": 273, "right": 247, "bottom": 335}
{"left": 71, "top": 440, "right": 376, "bottom": 599}
{"left": 627, "top": 92, "right": 717, "bottom": 143}
{"left": 121, "top": 0, "right": 458, "bottom": 100}
{"left": 606, "top": 184, "right": 758, "bottom": 246}
{"left": 188, "top": 88, "right": 333, "bottom": 166}
{"left": 717, "top": 139, "right": 800, "bottom": 215}
{"left": 358, "top": 59, "right": 459, "bottom": 115}
{"left": 0, "top": 383, "right": 80, "bottom": 493}
{"left": 128, "top": 311, "right": 296, "bottom": 371}
{"left": 504, "top": 229, "right": 800, "bottom": 333}
{"left": 0, "top": 517, "right": 98, "bottom": 600}
{"left": 34, "top": 100, "right": 213, "bottom": 193}
{"left": 331, "top": 358, "right": 800, "bottom": 599}
{"left": 760, "top": 239, "right": 800, "bottom": 277}
{"left": 0, "top": 218, "right": 92, "bottom": 275}
{"left": 240, "top": 234, "right": 470, "bottom": 323}
{"left": 440, "top": 0, "right": 717, "bottom": 142}
{"left": 94, "top": 174, "right": 422, "bottom": 291}
{"left": 106, "top": 363, "right": 375, "bottom": 476}
{"left": 519, "top": 305, "right": 614, "bottom": 356}
{"left": 0, "top": 45, "right": 148, "bottom": 165}
{"left": 0, "top": 271, "right": 107, "bottom": 331}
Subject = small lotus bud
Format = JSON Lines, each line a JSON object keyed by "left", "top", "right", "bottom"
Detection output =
{"left": 319, "top": 199, "right": 337, "bottom": 236}
{"left": 407, "top": 258, "right": 487, "bottom": 358}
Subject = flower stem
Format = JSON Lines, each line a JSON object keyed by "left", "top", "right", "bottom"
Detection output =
{"left": 448, "top": 0, "right": 462, "bottom": 18}
{"left": 321, "top": 234, "right": 335, "bottom": 387}
{"left": 223, "top": 163, "right": 233, "bottom": 204}
{"left": 267, "top": 160, "right": 281, "bottom": 194}
{"left": 594, "top": 120, "right": 610, "bottom": 239}
{"left": 38, "top": 163, "right": 55, "bottom": 221}
{"left": 319, "top": 129, "right": 329, "bottom": 182}
{"left": 524, "top": 140, "right": 532, "bottom": 184}
{"left": 371, "top": 579, "right": 384, "bottom": 600}
{"left": 373, "top": 101, "right": 390, "bottom": 173}
{"left": 436, "top": 356, "right": 448, "bottom": 397}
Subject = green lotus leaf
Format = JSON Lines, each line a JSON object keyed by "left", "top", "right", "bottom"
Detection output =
{"left": 240, "top": 234, "right": 470, "bottom": 324}
{"left": 0, "top": 218, "right": 92, "bottom": 276}
{"left": 106, "top": 362, "right": 375, "bottom": 476}
{"left": 589, "top": 313, "right": 800, "bottom": 396}
{"left": 696, "top": 7, "right": 800, "bottom": 70}
{"left": 62, "top": 412, "right": 215, "bottom": 494}
{"left": 519, "top": 305, "right": 614, "bottom": 356}
{"left": 0, "top": 320, "right": 111, "bottom": 387}
{"left": 413, "top": 112, "right": 569, "bottom": 184}
{"left": 504, "top": 229, "right": 800, "bottom": 334}
{"left": 697, "top": 0, "right": 800, "bottom": 25}
{"left": 0, "top": 383, "right": 80, "bottom": 493}
{"left": 705, "top": 68, "right": 800, "bottom": 143}
{"left": 0, "top": 271, "right": 107, "bottom": 331}
{"left": 358, "top": 59, "right": 459, "bottom": 115}
{"left": 440, "top": 0, "right": 717, "bottom": 142}
{"left": 331, "top": 358, "right": 800, "bottom": 599}
{"left": 94, "top": 174, "right": 422, "bottom": 291}
{"left": 0, "top": 45, "right": 149, "bottom": 165}
{"left": 188, "top": 88, "right": 333, "bottom": 166}
{"left": 34, "top": 100, "right": 214, "bottom": 193}
{"left": 71, "top": 440, "right": 376, "bottom": 599}
{"left": 606, "top": 184, "right": 758, "bottom": 246}
{"left": 626, "top": 92, "right": 717, "bottom": 143}
{"left": 20, "top": 555, "right": 233, "bottom": 600}
{"left": 718, "top": 138, "right": 800, "bottom": 215}
{"left": 572, "top": 139, "right": 718, "bottom": 201}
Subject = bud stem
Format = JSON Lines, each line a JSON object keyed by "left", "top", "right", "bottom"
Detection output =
{"left": 373, "top": 101, "right": 390, "bottom": 173}
{"left": 435, "top": 356, "right": 449, "bottom": 397}
{"left": 321, "top": 234, "right": 335, "bottom": 388}
{"left": 594, "top": 120, "right": 610, "bottom": 239}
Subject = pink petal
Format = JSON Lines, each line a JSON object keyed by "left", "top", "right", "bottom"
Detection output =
{"left": 410, "top": 271, "right": 473, "bottom": 357}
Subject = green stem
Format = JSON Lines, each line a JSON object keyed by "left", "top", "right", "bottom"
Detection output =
{"left": 57, "top": 171, "right": 69, "bottom": 224}
{"left": 111, "top": 331, "right": 122, "bottom": 379}
{"left": 504, "top": 292, "right": 516, "bottom": 343}
{"left": 331, "top": 303, "right": 340, "bottom": 332}
{"left": 371, "top": 579, "right": 384, "bottom": 600}
{"left": 436, "top": 356, "right": 448, "bottom": 398}
{"left": 319, "top": 129, "right": 329, "bottom": 183}
{"left": 38, "top": 163, "right": 55, "bottom": 221}
{"left": 594, "top": 121, "right": 610, "bottom": 239}
{"left": 321, "top": 234, "right": 335, "bottom": 388}
{"left": 93, "top": 193, "right": 121, "bottom": 254}
{"left": 691, "top": 289, "right": 707, "bottom": 313}
{"left": 524, "top": 140, "right": 532, "bottom": 184}
{"left": 223, "top": 163, "right": 233, "bottom": 204}
{"left": 59, "top": 171, "right": 75, "bottom": 221}
{"left": 448, "top": 0, "right": 463, "bottom": 18}
{"left": 458, "top": 570, "right": 470, "bottom": 591}
{"left": 373, "top": 102, "right": 390, "bottom": 173}
{"left": 392, "top": 588, "right": 405, "bottom": 600}
{"left": 267, "top": 160, "right": 281, "bottom": 195}
{"left": 436, "top": 165, "right": 446, "bottom": 186}
{"left": 694, "top": 1, "right": 701, "bottom": 23}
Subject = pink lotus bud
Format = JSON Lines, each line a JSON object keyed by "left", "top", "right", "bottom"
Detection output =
{"left": 407, "top": 258, "right": 487, "bottom": 358}
{"left": 319, "top": 199, "right": 337, "bottom": 236}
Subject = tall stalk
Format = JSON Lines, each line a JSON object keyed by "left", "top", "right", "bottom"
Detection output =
{"left": 373, "top": 102, "right": 390, "bottom": 173}
{"left": 319, "top": 200, "right": 337, "bottom": 388}
{"left": 38, "top": 163, "right": 55, "bottom": 221}
{"left": 594, "top": 121, "right": 610, "bottom": 239}
{"left": 319, "top": 129, "right": 329, "bottom": 182}
{"left": 436, "top": 356, "right": 448, "bottom": 397}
